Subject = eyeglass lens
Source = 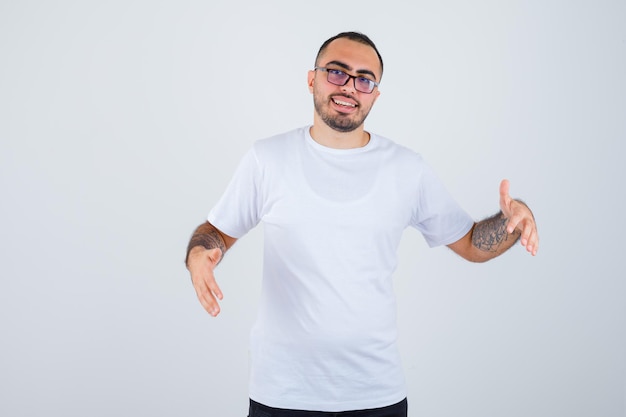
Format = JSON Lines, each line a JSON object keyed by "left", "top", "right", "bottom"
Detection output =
{"left": 327, "top": 70, "right": 375, "bottom": 93}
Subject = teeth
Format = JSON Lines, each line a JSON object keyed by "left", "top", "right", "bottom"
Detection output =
{"left": 333, "top": 98, "right": 356, "bottom": 107}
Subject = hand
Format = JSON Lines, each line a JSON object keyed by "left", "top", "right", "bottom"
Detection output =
{"left": 499, "top": 179, "right": 539, "bottom": 256}
{"left": 187, "top": 246, "right": 224, "bottom": 316}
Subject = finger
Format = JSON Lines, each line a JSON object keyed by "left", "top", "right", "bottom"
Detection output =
{"left": 506, "top": 210, "right": 523, "bottom": 235}
{"left": 519, "top": 219, "right": 533, "bottom": 246}
{"left": 200, "top": 265, "right": 223, "bottom": 301}
{"left": 518, "top": 222, "right": 539, "bottom": 255}
{"left": 192, "top": 272, "right": 222, "bottom": 317}
{"left": 193, "top": 281, "right": 217, "bottom": 315}
{"left": 499, "top": 179, "right": 512, "bottom": 213}
{"left": 208, "top": 279, "right": 224, "bottom": 301}
{"left": 500, "top": 178, "right": 510, "bottom": 198}
{"left": 527, "top": 229, "right": 539, "bottom": 256}
{"left": 522, "top": 236, "right": 535, "bottom": 255}
{"left": 203, "top": 274, "right": 223, "bottom": 316}
{"left": 198, "top": 285, "right": 221, "bottom": 317}
{"left": 203, "top": 295, "right": 221, "bottom": 317}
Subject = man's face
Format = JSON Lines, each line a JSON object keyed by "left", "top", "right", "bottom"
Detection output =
{"left": 308, "top": 38, "right": 382, "bottom": 133}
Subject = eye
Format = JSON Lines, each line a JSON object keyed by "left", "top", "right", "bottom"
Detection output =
{"left": 356, "top": 77, "right": 374, "bottom": 87}
{"left": 328, "top": 69, "right": 346, "bottom": 76}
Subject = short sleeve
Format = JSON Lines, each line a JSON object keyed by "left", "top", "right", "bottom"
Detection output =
{"left": 410, "top": 163, "right": 474, "bottom": 247}
{"left": 207, "top": 147, "right": 264, "bottom": 238}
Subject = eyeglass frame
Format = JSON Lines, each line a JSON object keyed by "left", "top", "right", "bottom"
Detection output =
{"left": 313, "top": 66, "right": 380, "bottom": 94}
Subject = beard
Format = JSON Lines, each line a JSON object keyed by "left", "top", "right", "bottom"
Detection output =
{"left": 313, "top": 93, "right": 372, "bottom": 133}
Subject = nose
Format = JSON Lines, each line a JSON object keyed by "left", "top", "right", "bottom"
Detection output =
{"left": 341, "top": 77, "right": 357, "bottom": 94}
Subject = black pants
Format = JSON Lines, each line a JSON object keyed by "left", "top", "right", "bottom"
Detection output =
{"left": 248, "top": 398, "right": 407, "bottom": 417}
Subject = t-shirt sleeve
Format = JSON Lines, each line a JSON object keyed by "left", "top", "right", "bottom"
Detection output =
{"left": 207, "top": 147, "right": 263, "bottom": 239}
{"left": 410, "top": 162, "right": 474, "bottom": 247}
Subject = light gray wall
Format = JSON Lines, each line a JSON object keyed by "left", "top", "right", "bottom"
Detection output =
{"left": 1, "top": 1, "right": 624, "bottom": 416}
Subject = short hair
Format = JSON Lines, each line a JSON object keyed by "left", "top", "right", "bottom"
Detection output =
{"left": 315, "top": 31, "right": 384, "bottom": 79}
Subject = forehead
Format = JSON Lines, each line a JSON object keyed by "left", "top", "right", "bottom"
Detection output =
{"left": 318, "top": 38, "right": 382, "bottom": 78}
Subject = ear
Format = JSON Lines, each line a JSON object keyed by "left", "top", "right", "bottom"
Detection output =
{"left": 307, "top": 70, "right": 315, "bottom": 93}
{"left": 372, "top": 89, "right": 381, "bottom": 104}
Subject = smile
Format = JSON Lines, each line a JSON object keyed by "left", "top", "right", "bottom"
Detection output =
{"left": 332, "top": 97, "right": 357, "bottom": 108}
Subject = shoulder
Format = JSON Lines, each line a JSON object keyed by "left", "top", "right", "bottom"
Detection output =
{"left": 243, "top": 126, "right": 307, "bottom": 172}
{"left": 370, "top": 132, "right": 428, "bottom": 171}
{"left": 252, "top": 126, "right": 306, "bottom": 155}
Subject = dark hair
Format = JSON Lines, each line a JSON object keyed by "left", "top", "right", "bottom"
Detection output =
{"left": 315, "top": 31, "right": 384, "bottom": 79}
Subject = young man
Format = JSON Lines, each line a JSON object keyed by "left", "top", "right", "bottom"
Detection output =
{"left": 186, "top": 32, "right": 538, "bottom": 417}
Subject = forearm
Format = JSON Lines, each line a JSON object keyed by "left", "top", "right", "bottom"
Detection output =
{"left": 471, "top": 211, "right": 521, "bottom": 261}
{"left": 185, "top": 221, "right": 230, "bottom": 267}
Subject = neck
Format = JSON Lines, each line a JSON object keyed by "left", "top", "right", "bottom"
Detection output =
{"left": 309, "top": 119, "right": 370, "bottom": 150}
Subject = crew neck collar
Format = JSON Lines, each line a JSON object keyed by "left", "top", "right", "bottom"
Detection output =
{"left": 305, "top": 126, "right": 376, "bottom": 155}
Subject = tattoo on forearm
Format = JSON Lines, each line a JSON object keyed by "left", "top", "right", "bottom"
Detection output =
{"left": 472, "top": 212, "right": 520, "bottom": 252}
{"left": 185, "top": 226, "right": 226, "bottom": 266}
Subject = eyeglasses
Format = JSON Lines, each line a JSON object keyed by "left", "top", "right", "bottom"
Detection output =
{"left": 314, "top": 67, "right": 379, "bottom": 94}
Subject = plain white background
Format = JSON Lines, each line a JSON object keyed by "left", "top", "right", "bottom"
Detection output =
{"left": 1, "top": 1, "right": 624, "bottom": 416}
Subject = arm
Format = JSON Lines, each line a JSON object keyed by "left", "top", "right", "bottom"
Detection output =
{"left": 448, "top": 179, "right": 538, "bottom": 262}
{"left": 185, "top": 221, "right": 237, "bottom": 316}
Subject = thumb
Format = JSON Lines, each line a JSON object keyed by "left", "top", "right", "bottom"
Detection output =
{"left": 499, "top": 179, "right": 511, "bottom": 212}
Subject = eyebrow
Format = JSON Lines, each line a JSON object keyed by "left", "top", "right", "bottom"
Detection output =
{"left": 324, "top": 60, "right": 378, "bottom": 81}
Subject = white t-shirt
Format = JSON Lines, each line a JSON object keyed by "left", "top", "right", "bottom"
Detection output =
{"left": 208, "top": 126, "right": 474, "bottom": 411}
